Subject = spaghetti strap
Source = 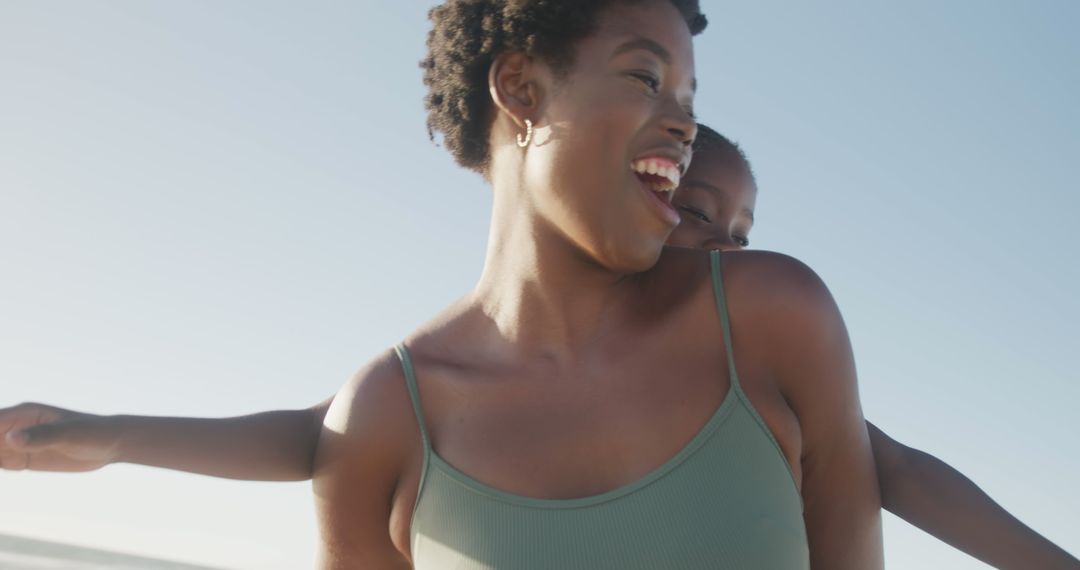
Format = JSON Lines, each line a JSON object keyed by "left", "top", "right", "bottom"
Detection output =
{"left": 709, "top": 249, "right": 741, "bottom": 391}
{"left": 394, "top": 343, "right": 432, "bottom": 453}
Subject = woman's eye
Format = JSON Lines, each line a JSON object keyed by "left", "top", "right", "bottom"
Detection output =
{"left": 631, "top": 72, "right": 660, "bottom": 93}
{"left": 677, "top": 204, "right": 710, "bottom": 223}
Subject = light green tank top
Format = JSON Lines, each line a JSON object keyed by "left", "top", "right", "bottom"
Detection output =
{"left": 395, "top": 250, "right": 809, "bottom": 569}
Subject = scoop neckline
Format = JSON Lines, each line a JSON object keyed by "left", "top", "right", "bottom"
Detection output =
{"left": 424, "top": 383, "right": 742, "bottom": 509}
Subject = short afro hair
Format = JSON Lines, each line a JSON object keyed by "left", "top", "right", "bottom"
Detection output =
{"left": 692, "top": 123, "right": 755, "bottom": 183}
{"left": 421, "top": 0, "right": 707, "bottom": 173}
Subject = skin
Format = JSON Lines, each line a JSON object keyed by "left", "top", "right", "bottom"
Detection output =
{"left": 1, "top": 2, "right": 886, "bottom": 568}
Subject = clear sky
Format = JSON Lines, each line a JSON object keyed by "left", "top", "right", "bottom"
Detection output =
{"left": 1, "top": 1, "right": 1076, "bottom": 568}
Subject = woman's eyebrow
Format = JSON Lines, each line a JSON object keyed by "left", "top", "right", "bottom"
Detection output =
{"left": 612, "top": 37, "right": 671, "bottom": 64}
{"left": 611, "top": 36, "right": 697, "bottom": 92}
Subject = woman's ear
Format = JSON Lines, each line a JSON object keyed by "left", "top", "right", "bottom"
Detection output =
{"left": 489, "top": 51, "right": 545, "bottom": 133}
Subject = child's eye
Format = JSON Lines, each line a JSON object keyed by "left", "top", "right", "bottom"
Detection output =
{"left": 631, "top": 72, "right": 660, "bottom": 93}
{"left": 677, "top": 204, "right": 711, "bottom": 223}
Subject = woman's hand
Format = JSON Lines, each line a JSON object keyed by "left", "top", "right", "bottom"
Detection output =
{"left": 0, "top": 402, "right": 119, "bottom": 472}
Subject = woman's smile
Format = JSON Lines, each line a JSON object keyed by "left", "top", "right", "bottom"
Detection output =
{"left": 630, "top": 156, "right": 683, "bottom": 227}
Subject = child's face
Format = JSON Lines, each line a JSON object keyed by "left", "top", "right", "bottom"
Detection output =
{"left": 665, "top": 147, "right": 757, "bottom": 251}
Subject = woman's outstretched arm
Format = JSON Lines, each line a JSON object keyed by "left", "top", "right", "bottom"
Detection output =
{"left": 0, "top": 399, "right": 329, "bottom": 481}
{"left": 870, "top": 423, "right": 1080, "bottom": 569}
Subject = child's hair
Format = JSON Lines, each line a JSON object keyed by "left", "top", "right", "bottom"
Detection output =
{"left": 693, "top": 123, "right": 754, "bottom": 182}
{"left": 421, "top": 0, "right": 708, "bottom": 173}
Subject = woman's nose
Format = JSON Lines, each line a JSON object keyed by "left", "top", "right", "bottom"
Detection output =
{"left": 661, "top": 99, "right": 697, "bottom": 148}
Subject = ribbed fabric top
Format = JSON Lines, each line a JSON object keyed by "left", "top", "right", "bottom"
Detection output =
{"left": 395, "top": 249, "right": 808, "bottom": 569}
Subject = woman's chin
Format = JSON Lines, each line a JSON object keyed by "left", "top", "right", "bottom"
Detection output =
{"left": 596, "top": 241, "right": 666, "bottom": 275}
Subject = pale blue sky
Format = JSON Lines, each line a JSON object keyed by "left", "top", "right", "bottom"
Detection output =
{"left": 1, "top": 1, "right": 1077, "bottom": 568}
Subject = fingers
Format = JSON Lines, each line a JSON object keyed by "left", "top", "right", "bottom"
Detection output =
{"left": 0, "top": 405, "right": 111, "bottom": 473}
{"left": 0, "top": 402, "right": 63, "bottom": 434}
{"left": 0, "top": 418, "right": 32, "bottom": 470}
{"left": 0, "top": 403, "right": 37, "bottom": 434}
{"left": 0, "top": 404, "right": 38, "bottom": 454}
{"left": 0, "top": 451, "right": 29, "bottom": 470}
{"left": 0, "top": 409, "right": 68, "bottom": 470}
{"left": 9, "top": 423, "right": 59, "bottom": 450}
{"left": 0, "top": 402, "right": 59, "bottom": 420}
{"left": 0, "top": 423, "right": 56, "bottom": 471}
{"left": 0, "top": 402, "right": 73, "bottom": 445}
{"left": 3, "top": 428, "right": 28, "bottom": 447}
{"left": 0, "top": 419, "right": 107, "bottom": 472}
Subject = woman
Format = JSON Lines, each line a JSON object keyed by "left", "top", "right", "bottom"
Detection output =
{"left": 310, "top": 1, "right": 880, "bottom": 567}
{"left": 2, "top": 1, "right": 884, "bottom": 568}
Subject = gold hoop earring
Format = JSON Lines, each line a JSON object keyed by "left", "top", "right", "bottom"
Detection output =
{"left": 516, "top": 118, "right": 533, "bottom": 148}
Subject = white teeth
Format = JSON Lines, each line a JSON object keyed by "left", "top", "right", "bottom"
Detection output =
{"left": 655, "top": 165, "right": 679, "bottom": 190}
{"left": 630, "top": 158, "right": 681, "bottom": 192}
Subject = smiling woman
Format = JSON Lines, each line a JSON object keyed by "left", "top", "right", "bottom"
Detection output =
{"left": 2, "top": 0, "right": 1078, "bottom": 568}
{"left": 0, "top": 0, "right": 884, "bottom": 568}
{"left": 311, "top": 0, "right": 882, "bottom": 568}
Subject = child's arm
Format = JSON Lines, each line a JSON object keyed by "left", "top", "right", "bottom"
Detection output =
{"left": 870, "top": 422, "right": 1079, "bottom": 569}
{"left": 0, "top": 400, "right": 329, "bottom": 481}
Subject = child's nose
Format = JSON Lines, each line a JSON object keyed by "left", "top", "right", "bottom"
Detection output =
{"left": 702, "top": 235, "right": 740, "bottom": 251}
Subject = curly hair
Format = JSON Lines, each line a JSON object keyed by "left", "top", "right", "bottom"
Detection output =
{"left": 693, "top": 123, "right": 755, "bottom": 183}
{"left": 421, "top": 0, "right": 707, "bottom": 173}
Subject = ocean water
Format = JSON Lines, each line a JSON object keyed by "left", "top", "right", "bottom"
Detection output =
{"left": 0, "top": 534, "right": 225, "bottom": 570}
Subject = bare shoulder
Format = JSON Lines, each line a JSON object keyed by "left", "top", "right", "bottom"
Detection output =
{"left": 721, "top": 251, "right": 847, "bottom": 364}
{"left": 319, "top": 295, "right": 477, "bottom": 440}
{"left": 653, "top": 246, "right": 829, "bottom": 298}
{"left": 321, "top": 349, "right": 414, "bottom": 443}
{"left": 656, "top": 247, "right": 854, "bottom": 431}
{"left": 313, "top": 348, "right": 417, "bottom": 569}
{"left": 650, "top": 247, "right": 838, "bottom": 335}
{"left": 720, "top": 249, "right": 834, "bottom": 312}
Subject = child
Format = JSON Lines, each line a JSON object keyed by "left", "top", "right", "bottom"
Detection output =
{"left": 2, "top": 124, "right": 1077, "bottom": 569}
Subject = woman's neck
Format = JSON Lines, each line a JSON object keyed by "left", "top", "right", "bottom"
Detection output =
{"left": 471, "top": 183, "right": 635, "bottom": 363}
